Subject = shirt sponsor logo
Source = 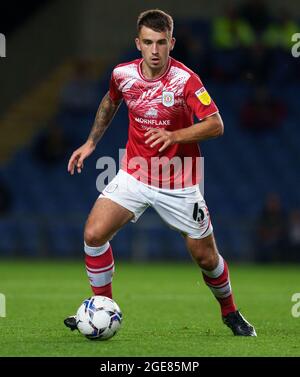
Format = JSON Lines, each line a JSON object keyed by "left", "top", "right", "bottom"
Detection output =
{"left": 135, "top": 117, "right": 171, "bottom": 126}
{"left": 162, "top": 91, "right": 175, "bottom": 107}
{"left": 195, "top": 87, "right": 211, "bottom": 105}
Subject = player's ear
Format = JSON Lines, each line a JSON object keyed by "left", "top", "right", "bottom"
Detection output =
{"left": 170, "top": 37, "right": 176, "bottom": 51}
{"left": 135, "top": 37, "right": 141, "bottom": 51}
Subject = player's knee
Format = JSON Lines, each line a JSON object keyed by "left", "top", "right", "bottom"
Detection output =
{"left": 200, "top": 252, "right": 218, "bottom": 270}
{"left": 193, "top": 246, "right": 218, "bottom": 270}
{"left": 84, "top": 226, "right": 108, "bottom": 247}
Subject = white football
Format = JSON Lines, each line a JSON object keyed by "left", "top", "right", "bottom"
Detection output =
{"left": 76, "top": 296, "right": 122, "bottom": 340}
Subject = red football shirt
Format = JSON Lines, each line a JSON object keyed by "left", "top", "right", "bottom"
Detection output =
{"left": 109, "top": 57, "right": 219, "bottom": 189}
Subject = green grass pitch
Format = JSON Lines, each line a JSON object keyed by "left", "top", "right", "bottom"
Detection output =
{"left": 0, "top": 261, "right": 299, "bottom": 357}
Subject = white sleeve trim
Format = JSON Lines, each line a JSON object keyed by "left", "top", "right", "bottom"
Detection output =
{"left": 197, "top": 110, "right": 219, "bottom": 122}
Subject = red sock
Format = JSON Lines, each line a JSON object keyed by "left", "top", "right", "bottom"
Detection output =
{"left": 202, "top": 256, "right": 237, "bottom": 316}
{"left": 84, "top": 242, "right": 114, "bottom": 299}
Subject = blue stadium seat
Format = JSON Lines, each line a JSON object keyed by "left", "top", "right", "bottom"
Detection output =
{"left": 46, "top": 220, "right": 75, "bottom": 257}
{"left": 17, "top": 218, "right": 41, "bottom": 256}
{"left": 0, "top": 218, "right": 18, "bottom": 256}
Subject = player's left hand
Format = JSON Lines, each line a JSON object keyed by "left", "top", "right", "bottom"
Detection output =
{"left": 144, "top": 128, "right": 176, "bottom": 152}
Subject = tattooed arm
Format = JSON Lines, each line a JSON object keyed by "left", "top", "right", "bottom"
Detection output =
{"left": 67, "top": 92, "right": 122, "bottom": 175}
{"left": 87, "top": 92, "right": 122, "bottom": 146}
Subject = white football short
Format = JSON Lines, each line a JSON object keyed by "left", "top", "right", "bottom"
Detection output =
{"left": 99, "top": 169, "right": 213, "bottom": 239}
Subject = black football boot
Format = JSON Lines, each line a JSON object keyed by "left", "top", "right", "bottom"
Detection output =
{"left": 222, "top": 310, "right": 257, "bottom": 336}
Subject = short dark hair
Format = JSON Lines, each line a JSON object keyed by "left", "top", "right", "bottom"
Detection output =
{"left": 137, "top": 9, "right": 174, "bottom": 36}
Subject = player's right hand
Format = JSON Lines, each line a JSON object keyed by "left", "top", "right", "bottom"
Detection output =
{"left": 67, "top": 141, "right": 95, "bottom": 175}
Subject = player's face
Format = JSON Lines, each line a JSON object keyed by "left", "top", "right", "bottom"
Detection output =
{"left": 135, "top": 26, "right": 175, "bottom": 74}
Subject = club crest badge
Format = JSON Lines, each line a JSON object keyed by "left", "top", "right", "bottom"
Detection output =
{"left": 162, "top": 91, "right": 175, "bottom": 107}
{"left": 195, "top": 87, "right": 211, "bottom": 105}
